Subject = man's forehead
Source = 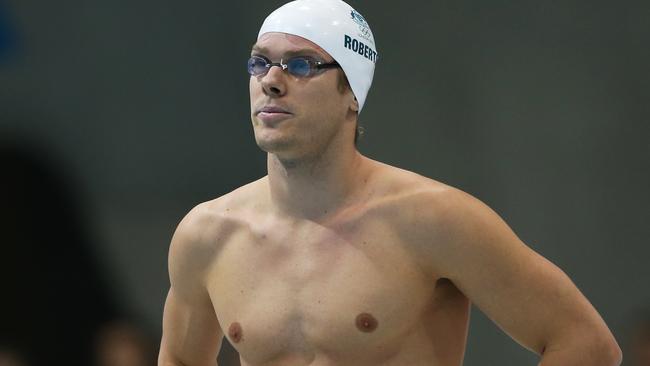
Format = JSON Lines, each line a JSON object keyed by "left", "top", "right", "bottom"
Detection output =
{"left": 252, "top": 32, "right": 331, "bottom": 59}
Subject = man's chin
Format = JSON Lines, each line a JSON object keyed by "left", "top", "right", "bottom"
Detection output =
{"left": 254, "top": 135, "right": 294, "bottom": 154}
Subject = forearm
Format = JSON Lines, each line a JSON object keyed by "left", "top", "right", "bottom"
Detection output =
{"left": 538, "top": 334, "right": 622, "bottom": 366}
{"left": 158, "top": 349, "right": 219, "bottom": 366}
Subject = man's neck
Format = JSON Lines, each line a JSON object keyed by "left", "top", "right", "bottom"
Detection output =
{"left": 266, "top": 143, "right": 369, "bottom": 221}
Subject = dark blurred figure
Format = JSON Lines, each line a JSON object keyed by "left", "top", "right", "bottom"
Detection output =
{"left": 629, "top": 312, "right": 650, "bottom": 366}
{"left": 0, "top": 139, "right": 118, "bottom": 365}
{"left": 94, "top": 320, "right": 156, "bottom": 366}
{"left": 0, "top": 348, "right": 27, "bottom": 366}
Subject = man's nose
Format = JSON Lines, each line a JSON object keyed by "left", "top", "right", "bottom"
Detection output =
{"left": 261, "top": 65, "right": 287, "bottom": 97}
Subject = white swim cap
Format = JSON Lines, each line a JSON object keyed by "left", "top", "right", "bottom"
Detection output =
{"left": 258, "top": 0, "right": 378, "bottom": 112}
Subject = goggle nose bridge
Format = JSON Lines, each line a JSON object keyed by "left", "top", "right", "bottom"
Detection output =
{"left": 266, "top": 59, "right": 289, "bottom": 71}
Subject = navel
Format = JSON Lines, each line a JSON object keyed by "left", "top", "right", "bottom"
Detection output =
{"left": 228, "top": 322, "right": 244, "bottom": 343}
{"left": 355, "top": 313, "right": 378, "bottom": 333}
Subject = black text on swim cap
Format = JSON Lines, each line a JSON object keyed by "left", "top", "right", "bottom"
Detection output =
{"left": 344, "top": 35, "right": 378, "bottom": 63}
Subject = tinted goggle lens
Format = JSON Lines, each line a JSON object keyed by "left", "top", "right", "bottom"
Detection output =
{"left": 285, "top": 58, "right": 311, "bottom": 76}
{"left": 247, "top": 56, "right": 269, "bottom": 76}
{"left": 247, "top": 56, "right": 314, "bottom": 77}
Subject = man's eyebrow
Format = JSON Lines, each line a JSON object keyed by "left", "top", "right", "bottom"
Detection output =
{"left": 284, "top": 49, "right": 325, "bottom": 57}
{"left": 251, "top": 44, "right": 265, "bottom": 53}
{"left": 250, "top": 45, "right": 326, "bottom": 58}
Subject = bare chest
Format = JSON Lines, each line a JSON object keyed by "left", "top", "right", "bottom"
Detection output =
{"left": 207, "top": 217, "right": 435, "bottom": 365}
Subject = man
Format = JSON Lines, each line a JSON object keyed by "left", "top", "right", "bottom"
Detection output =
{"left": 158, "top": 1, "right": 622, "bottom": 365}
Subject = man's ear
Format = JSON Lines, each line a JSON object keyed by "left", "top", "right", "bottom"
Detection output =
{"left": 351, "top": 96, "right": 359, "bottom": 112}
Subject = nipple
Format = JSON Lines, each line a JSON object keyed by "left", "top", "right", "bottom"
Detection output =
{"left": 355, "top": 313, "right": 378, "bottom": 333}
{"left": 228, "top": 322, "right": 243, "bottom": 343}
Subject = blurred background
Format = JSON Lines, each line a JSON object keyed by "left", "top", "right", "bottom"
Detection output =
{"left": 1, "top": 0, "right": 648, "bottom": 365}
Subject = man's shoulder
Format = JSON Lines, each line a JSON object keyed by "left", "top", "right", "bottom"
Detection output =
{"left": 367, "top": 160, "right": 464, "bottom": 214}
{"left": 369, "top": 161, "right": 492, "bottom": 241}
{"left": 371, "top": 162, "right": 505, "bottom": 275}
{"left": 203, "top": 174, "right": 270, "bottom": 215}
{"left": 170, "top": 177, "right": 268, "bottom": 260}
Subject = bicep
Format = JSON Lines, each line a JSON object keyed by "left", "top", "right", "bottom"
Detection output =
{"left": 432, "top": 191, "right": 607, "bottom": 354}
{"left": 159, "top": 208, "right": 225, "bottom": 366}
{"left": 159, "top": 287, "right": 223, "bottom": 366}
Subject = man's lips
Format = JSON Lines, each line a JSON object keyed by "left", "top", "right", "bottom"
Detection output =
{"left": 256, "top": 106, "right": 292, "bottom": 115}
{"left": 256, "top": 106, "right": 293, "bottom": 123}
{"left": 255, "top": 105, "right": 293, "bottom": 123}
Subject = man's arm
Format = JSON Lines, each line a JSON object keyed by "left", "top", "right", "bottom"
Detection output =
{"left": 414, "top": 188, "right": 622, "bottom": 365}
{"left": 159, "top": 206, "right": 224, "bottom": 366}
